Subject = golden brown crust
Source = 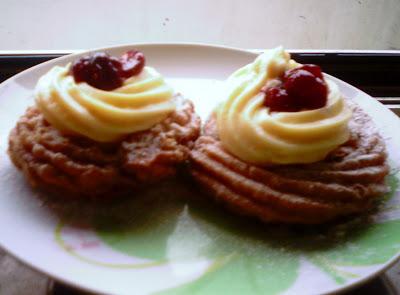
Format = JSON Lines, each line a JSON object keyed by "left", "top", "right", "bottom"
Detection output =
{"left": 190, "top": 104, "right": 389, "bottom": 224}
{"left": 8, "top": 95, "right": 201, "bottom": 199}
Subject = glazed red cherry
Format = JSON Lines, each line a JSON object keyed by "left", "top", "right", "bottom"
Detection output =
{"left": 263, "top": 86, "right": 299, "bottom": 112}
{"left": 285, "top": 64, "right": 323, "bottom": 80}
{"left": 119, "top": 50, "right": 145, "bottom": 78}
{"left": 70, "top": 50, "right": 146, "bottom": 91}
{"left": 263, "top": 64, "right": 328, "bottom": 112}
{"left": 301, "top": 64, "right": 324, "bottom": 79}
{"left": 283, "top": 68, "right": 327, "bottom": 109}
{"left": 71, "top": 52, "right": 123, "bottom": 90}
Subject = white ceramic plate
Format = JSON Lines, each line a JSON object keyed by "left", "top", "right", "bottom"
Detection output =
{"left": 1, "top": 44, "right": 400, "bottom": 295}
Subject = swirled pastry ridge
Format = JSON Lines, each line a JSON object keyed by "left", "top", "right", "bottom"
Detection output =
{"left": 9, "top": 95, "right": 200, "bottom": 199}
{"left": 191, "top": 103, "right": 389, "bottom": 224}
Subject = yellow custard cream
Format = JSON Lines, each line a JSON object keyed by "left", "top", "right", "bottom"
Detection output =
{"left": 217, "top": 47, "right": 352, "bottom": 165}
{"left": 35, "top": 65, "right": 175, "bottom": 142}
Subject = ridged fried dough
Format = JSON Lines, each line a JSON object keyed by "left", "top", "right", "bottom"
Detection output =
{"left": 190, "top": 104, "right": 389, "bottom": 224}
{"left": 9, "top": 95, "right": 201, "bottom": 199}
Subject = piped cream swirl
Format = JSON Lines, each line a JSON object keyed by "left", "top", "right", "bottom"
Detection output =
{"left": 35, "top": 65, "right": 175, "bottom": 142}
{"left": 216, "top": 47, "right": 352, "bottom": 165}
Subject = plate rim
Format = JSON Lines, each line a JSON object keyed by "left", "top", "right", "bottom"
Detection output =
{"left": 0, "top": 42, "right": 399, "bottom": 295}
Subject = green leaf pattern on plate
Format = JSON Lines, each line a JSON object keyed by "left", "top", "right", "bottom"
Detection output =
{"left": 97, "top": 197, "right": 299, "bottom": 295}
{"left": 93, "top": 173, "right": 400, "bottom": 294}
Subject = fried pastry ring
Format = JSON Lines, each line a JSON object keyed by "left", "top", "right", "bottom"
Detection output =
{"left": 9, "top": 94, "right": 201, "bottom": 199}
{"left": 190, "top": 104, "right": 389, "bottom": 224}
